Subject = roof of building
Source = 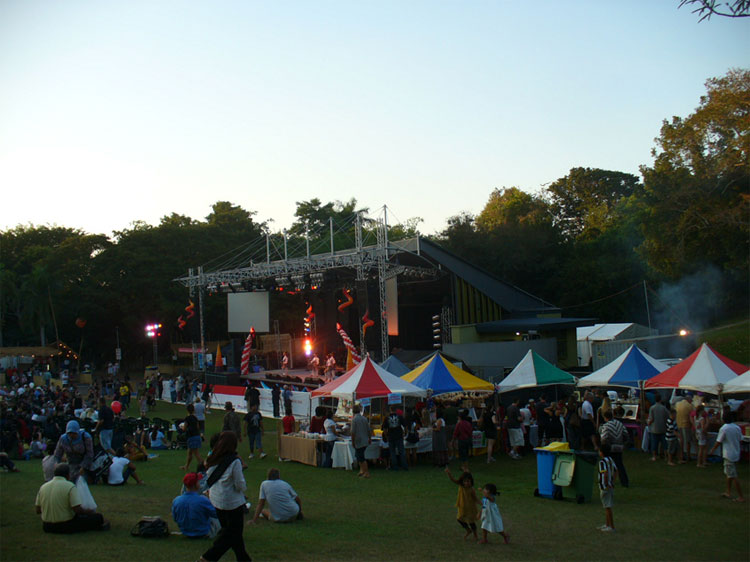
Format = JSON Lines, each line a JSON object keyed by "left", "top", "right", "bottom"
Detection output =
{"left": 393, "top": 237, "right": 560, "bottom": 315}
{"left": 577, "top": 323, "right": 636, "bottom": 341}
{"left": 474, "top": 317, "right": 596, "bottom": 334}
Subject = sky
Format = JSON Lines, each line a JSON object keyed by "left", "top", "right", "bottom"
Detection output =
{"left": 1, "top": 1, "right": 748, "bottom": 238}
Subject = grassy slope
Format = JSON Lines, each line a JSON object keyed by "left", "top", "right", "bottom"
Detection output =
{"left": 700, "top": 320, "right": 750, "bottom": 365}
{"left": 1, "top": 400, "right": 749, "bottom": 562}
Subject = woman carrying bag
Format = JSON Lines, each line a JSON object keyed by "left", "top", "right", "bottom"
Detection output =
{"left": 199, "top": 432, "right": 251, "bottom": 562}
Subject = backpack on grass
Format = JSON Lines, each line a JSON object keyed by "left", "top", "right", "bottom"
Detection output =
{"left": 131, "top": 516, "right": 169, "bottom": 538}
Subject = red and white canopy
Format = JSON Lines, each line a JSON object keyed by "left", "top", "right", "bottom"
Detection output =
{"left": 644, "top": 343, "right": 747, "bottom": 394}
{"left": 311, "top": 355, "right": 427, "bottom": 400}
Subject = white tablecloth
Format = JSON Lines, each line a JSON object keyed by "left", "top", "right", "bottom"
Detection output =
{"left": 332, "top": 441, "right": 355, "bottom": 470}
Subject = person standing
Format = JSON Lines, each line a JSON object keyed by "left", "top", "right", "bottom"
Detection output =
{"left": 180, "top": 403, "right": 204, "bottom": 472}
{"left": 506, "top": 398, "right": 523, "bottom": 460}
{"left": 283, "top": 385, "right": 293, "bottom": 415}
{"left": 281, "top": 351, "right": 289, "bottom": 372}
{"left": 309, "top": 353, "right": 320, "bottom": 377}
{"left": 675, "top": 394, "right": 694, "bottom": 463}
{"left": 94, "top": 398, "right": 115, "bottom": 455}
{"left": 597, "top": 443, "right": 617, "bottom": 532}
{"left": 432, "top": 410, "right": 449, "bottom": 467}
{"left": 199, "top": 432, "right": 251, "bottom": 562}
{"left": 222, "top": 402, "right": 242, "bottom": 442}
{"left": 481, "top": 409, "right": 497, "bottom": 464}
{"left": 271, "top": 385, "right": 281, "bottom": 418}
{"left": 244, "top": 404, "right": 266, "bottom": 460}
{"left": 580, "top": 392, "right": 597, "bottom": 450}
{"left": 322, "top": 411, "right": 338, "bottom": 468}
{"left": 647, "top": 394, "right": 670, "bottom": 461}
{"left": 536, "top": 394, "right": 550, "bottom": 446}
{"left": 194, "top": 397, "right": 206, "bottom": 437}
{"left": 599, "top": 409, "right": 629, "bottom": 487}
{"left": 244, "top": 384, "right": 260, "bottom": 414}
{"left": 325, "top": 353, "right": 336, "bottom": 382}
{"left": 383, "top": 405, "right": 408, "bottom": 471}
{"left": 351, "top": 404, "right": 372, "bottom": 478}
{"left": 709, "top": 412, "right": 745, "bottom": 502}
{"left": 452, "top": 411, "right": 474, "bottom": 472}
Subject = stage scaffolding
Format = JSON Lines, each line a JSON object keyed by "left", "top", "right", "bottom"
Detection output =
{"left": 174, "top": 209, "right": 440, "bottom": 362}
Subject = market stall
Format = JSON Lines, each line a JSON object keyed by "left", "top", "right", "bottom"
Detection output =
{"left": 496, "top": 350, "right": 577, "bottom": 393}
{"left": 277, "top": 433, "right": 322, "bottom": 466}
{"left": 401, "top": 352, "right": 494, "bottom": 395}
{"left": 644, "top": 343, "right": 746, "bottom": 395}
{"left": 577, "top": 345, "right": 667, "bottom": 388}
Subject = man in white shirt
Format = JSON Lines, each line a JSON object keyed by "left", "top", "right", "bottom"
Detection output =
{"left": 710, "top": 412, "right": 745, "bottom": 502}
{"left": 251, "top": 468, "right": 302, "bottom": 523}
{"left": 580, "top": 392, "right": 597, "bottom": 450}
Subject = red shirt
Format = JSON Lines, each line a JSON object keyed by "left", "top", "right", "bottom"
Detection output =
{"left": 453, "top": 419, "right": 473, "bottom": 441}
{"left": 282, "top": 415, "right": 296, "bottom": 434}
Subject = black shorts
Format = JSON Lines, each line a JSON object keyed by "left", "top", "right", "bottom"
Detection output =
{"left": 458, "top": 440, "right": 471, "bottom": 462}
{"left": 581, "top": 420, "right": 595, "bottom": 438}
{"left": 355, "top": 446, "right": 367, "bottom": 463}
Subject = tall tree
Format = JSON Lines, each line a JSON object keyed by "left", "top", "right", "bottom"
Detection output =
{"left": 546, "top": 168, "right": 641, "bottom": 240}
{"left": 638, "top": 68, "right": 750, "bottom": 279}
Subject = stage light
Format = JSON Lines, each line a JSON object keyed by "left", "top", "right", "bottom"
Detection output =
{"left": 679, "top": 329, "right": 689, "bottom": 336}
{"left": 304, "top": 338, "right": 312, "bottom": 356}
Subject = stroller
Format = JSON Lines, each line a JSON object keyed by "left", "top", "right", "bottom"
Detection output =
{"left": 89, "top": 447, "right": 112, "bottom": 484}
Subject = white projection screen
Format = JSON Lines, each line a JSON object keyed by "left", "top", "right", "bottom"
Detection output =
{"left": 227, "top": 292, "right": 270, "bottom": 333}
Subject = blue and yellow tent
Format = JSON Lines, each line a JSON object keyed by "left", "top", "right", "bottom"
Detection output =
{"left": 401, "top": 352, "right": 494, "bottom": 395}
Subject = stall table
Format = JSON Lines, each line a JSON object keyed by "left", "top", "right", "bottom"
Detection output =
{"left": 278, "top": 434, "right": 322, "bottom": 466}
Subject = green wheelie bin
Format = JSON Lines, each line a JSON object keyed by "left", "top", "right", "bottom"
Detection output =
{"left": 551, "top": 450, "right": 598, "bottom": 503}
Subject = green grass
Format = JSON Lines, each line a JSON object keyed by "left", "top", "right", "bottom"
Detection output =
{"left": 701, "top": 319, "right": 750, "bottom": 365}
{"left": 1, "top": 400, "right": 748, "bottom": 561}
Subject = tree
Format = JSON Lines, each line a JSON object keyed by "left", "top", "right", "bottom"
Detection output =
{"left": 475, "top": 187, "right": 551, "bottom": 230}
{"left": 638, "top": 68, "right": 750, "bottom": 279}
{"left": 678, "top": 0, "right": 750, "bottom": 21}
{"left": 546, "top": 168, "right": 641, "bottom": 240}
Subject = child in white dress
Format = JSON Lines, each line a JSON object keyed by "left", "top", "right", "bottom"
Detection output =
{"left": 479, "top": 483, "right": 509, "bottom": 544}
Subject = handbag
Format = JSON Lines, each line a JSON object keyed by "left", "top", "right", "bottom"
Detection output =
{"left": 130, "top": 516, "right": 169, "bottom": 538}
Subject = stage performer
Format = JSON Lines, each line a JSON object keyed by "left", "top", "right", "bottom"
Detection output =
{"left": 325, "top": 353, "right": 336, "bottom": 382}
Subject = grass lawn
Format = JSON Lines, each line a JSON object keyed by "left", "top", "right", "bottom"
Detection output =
{"left": 1, "top": 400, "right": 748, "bottom": 561}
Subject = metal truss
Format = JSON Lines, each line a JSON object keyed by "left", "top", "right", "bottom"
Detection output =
{"left": 174, "top": 216, "right": 441, "bottom": 361}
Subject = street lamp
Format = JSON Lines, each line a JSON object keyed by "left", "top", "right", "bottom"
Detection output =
{"left": 145, "top": 323, "right": 162, "bottom": 367}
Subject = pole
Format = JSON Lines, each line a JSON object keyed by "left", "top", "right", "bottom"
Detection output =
{"left": 283, "top": 230, "right": 288, "bottom": 261}
{"left": 152, "top": 336, "right": 158, "bottom": 367}
{"left": 643, "top": 280, "right": 652, "bottom": 330}
{"left": 305, "top": 224, "right": 310, "bottom": 258}
{"left": 266, "top": 234, "right": 270, "bottom": 264}
{"left": 330, "top": 217, "right": 334, "bottom": 256}
{"left": 199, "top": 266, "right": 206, "bottom": 377}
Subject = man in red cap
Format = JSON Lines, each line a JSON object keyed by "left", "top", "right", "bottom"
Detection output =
{"left": 172, "top": 473, "right": 220, "bottom": 538}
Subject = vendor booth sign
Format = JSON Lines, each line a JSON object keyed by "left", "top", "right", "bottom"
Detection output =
{"left": 387, "top": 393, "right": 402, "bottom": 405}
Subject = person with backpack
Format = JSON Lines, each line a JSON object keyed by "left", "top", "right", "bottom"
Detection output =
{"left": 199, "top": 431, "right": 251, "bottom": 562}
{"left": 53, "top": 420, "right": 94, "bottom": 482}
{"left": 382, "top": 405, "right": 408, "bottom": 471}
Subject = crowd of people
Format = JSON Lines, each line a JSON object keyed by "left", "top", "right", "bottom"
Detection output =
{"left": 2, "top": 362, "right": 747, "bottom": 559}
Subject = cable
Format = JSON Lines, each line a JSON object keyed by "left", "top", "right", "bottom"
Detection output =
{"left": 559, "top": 282, "right": 643, "bottom": 310}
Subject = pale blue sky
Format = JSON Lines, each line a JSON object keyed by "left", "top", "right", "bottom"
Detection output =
{"left": 1, "top": 1, "right": 747, "bottom": 236}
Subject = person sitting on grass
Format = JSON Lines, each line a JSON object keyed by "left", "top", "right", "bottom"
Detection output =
{"left": 108, "top": 448, "right": 145, "bottom": 486}
{"left": 149, "top": 425, "right": 169, "bottom": 450}
{"left": 124, "top": 436, "right": 148, "bottom": 462}
{"left": 251, "top": 468, "right": 303, "bottom": 524}
{"left": 35, "top": 463, "right": 110, "bottom": 533}
{"left": 0, "top": 451, "right": 20, "bottom": 473}
{"left": 444, "top": 467, "right": 480, "bottom": 541}
{"left": 172, "top": 472, "right": 220, "bottom": 538}
{"left": 598, "top": 443, "right": 617, "bottom": 532}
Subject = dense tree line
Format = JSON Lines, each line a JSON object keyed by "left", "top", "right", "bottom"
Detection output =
{"left": 1, "top": 70, "right": 747, "bottom": 368}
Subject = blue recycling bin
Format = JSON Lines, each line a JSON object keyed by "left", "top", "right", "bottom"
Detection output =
{"left": 534, "top": 449, "right": 558, "bottom": 498}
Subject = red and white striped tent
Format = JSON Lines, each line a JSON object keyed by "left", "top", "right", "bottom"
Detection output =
{"left": 311, "top": 355, "right": 427, "bottom": 400}
{"left": 644, "top": 343, "right": 747, "bottom": 394}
